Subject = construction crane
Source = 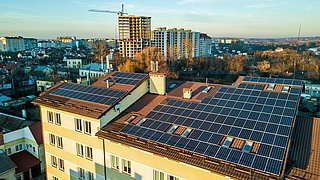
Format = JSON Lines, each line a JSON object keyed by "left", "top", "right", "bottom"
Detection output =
{"left": 89, "top": 4, "right": 127, "bottom": 16}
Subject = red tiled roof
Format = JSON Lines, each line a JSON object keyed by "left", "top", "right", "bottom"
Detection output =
{"left": 28, "top": 122, "right": 43, "bottom": 145}
{"left": 286, "top": 116, "right": 320, "bottom": 179}
{"left": 9, "top": 150, "right": 41, "bottom": 173}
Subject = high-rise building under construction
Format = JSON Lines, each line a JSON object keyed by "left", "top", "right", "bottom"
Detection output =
{"left": 118, "top": 15, "right": 151, "bottom": 58}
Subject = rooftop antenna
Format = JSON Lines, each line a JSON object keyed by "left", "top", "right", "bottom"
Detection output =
{"left": 293, "top": 24, "right": 301, "bottom": 79}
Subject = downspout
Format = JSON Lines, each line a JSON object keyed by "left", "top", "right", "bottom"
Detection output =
{"left": 103, "top": 139, "right": 107, "bottom": 180}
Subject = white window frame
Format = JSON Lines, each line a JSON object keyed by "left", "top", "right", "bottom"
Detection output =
{"left": 58, "top": 159, "right": 65, "bottom": 171}
{"left": 49, "top": 134, "right": 56, "bottom": 146}
{"left": 55, "top": 113, "right": 61, "bottom": 125}
{"left": 51, "top": 155, "right": 57, "bottom": 168}
{"left": 78, "top": 167, "right": 85, "bottom": 180}
{"left": 153, "top": 170, "right": 164, "bottom": 180}
{"left": 84, "top": 121, "right": 91, "bottom": 135}
{"left": 167, "top": 174, "right": 179, "bottom": 180}
{"left": 87, "top": 171, "right": 94, "bottom": 180}
{"left": 76, "top": 143, "right": 84, "bottom": 157}
{"left": 75, "top": 118, "right": 82, "bottom": 132}
{"left": 85, "top": 146, "right": 93, "bottom": 160}
{"left": 111, "top": 155, "right": 119, "bottom": 170}
{"left": 47, "top": 111, "right": 53, "bottom": 123}
{"left": 122, "top": 159, "right": 131, "bottom": 175}
{"left": 57, "top": 136, "right": 63, "bottom": 149}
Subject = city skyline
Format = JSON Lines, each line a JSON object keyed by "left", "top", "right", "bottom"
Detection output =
{"left": 1, "top": 0, "right": 319, "bottom": 39}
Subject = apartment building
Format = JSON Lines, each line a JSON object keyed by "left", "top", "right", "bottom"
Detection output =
{"left": 200, "top": 33, "right": 212, "bottom": 58}
{"left": 33, "top": 71, "right": 318, "bottom": 179}
{"left": 0, "top": 113, "right": 45, "bottom": 180}
{"left": 151, "top": 28, "right": 201, "bottom": 60}
{"left": 33, "top": 72, "right": 150, "bottom": 180}
{"left": 118, "top": 15, "right": 151, "bottom": 58}
{"left": 0, "top": 36, "right": 37, "bottom": 52}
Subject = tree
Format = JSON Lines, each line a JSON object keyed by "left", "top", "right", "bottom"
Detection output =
{"left": 93, "top": 42, "right": 110, "bottom": 63}
{"left": 257, "top": 60, "right": 271, "bottom": 72}
{"left": 117, "top": 59, "right": 135, "bottom": 72}
{"left": 226, "top": 55, "right": 246, "bottom": 74}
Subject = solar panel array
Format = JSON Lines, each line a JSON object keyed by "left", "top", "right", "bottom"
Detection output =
{"left": 107, "top": 72, "right": 148, "bottom": 85}
{"left": 243, "top": 76, "right": 303, "bottom": 86}
{"left": 51, "top": 83, "right": 127, "bottom": 106}
{"left": 121, "top": 79, "right": 302, "bottom": 175}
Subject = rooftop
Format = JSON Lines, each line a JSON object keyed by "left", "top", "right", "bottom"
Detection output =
{"left": 80, "top": 63, "right": 107, "bottom": 72}
{"left": 97, "top": 76, "right": 303, "bottom": 179}
{"left": 33, "top": 72, "right": 148, "bottom": 119}
{"left": 0, "top": 152, "right": 16, "bottom": 175}
{"left": 28, "top": 121, "right": 43, "bottom": 145}
{"left": 285, "top": 116, "right": 320, "bottom": 179}
{"left": 9, "top": 150, "right": 41, "bottom": 173}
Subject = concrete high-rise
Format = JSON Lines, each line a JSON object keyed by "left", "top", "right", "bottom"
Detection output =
{"left": 151, "top": 27, "right": 201, "bottom": 60}
{"left": 118, "top": 15, "right": 151, "bottom": 58}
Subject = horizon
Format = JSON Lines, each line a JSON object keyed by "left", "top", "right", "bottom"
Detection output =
{"left": 1, "top": 0, "right": 319, "bottom": 39}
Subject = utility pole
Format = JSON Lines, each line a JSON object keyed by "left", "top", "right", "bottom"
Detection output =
{"left": 293, "top": 24, "right": 301, "bottom": 79}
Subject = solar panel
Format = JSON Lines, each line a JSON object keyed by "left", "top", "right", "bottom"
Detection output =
{"left": 51, "top": 83, "right": 127, "bottom": 106}
{"left": 120, "top": 78, "right": 302, "bottom": 176}
{"left": 242, "top": 76, "right": 303, "bottom": 86}
{"left": 108, "top": 72, "right": 148, "bottom": 86}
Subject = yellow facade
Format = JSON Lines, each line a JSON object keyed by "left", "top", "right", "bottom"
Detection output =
{"left": 104, "top": 140, "right": 231, "bottom": 180}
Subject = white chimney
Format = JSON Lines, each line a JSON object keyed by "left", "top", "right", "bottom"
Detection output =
{"left": 106, "top": 55, "right": 110, "bottom": 73}
{"left": 101, "top": 56, "right": 104, "bottom": 71}
{"left": 106, "top": 80, "right": 110, "bottom": 88}
{"left": 183, "top": 88, "right": 192, "bottom": 99}
{"left": 22, "top": 109, "right": 27, "bottom": 118}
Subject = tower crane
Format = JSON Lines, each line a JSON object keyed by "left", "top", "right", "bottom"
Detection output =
{"left": 89, "top": 4, "right": 127, "bottom": 16}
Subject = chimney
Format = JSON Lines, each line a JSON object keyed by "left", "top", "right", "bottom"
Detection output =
{"left": 101, "top": 56, "right": 104, "bottom": 71}
{"left": 106, "top": 80, "right": 110, "bottom": 88}
{"left": 183, "top": 88, "right": 192, "bottom": 99}
{"left": 22, "top": 109, "right": 27, "bottom": 118}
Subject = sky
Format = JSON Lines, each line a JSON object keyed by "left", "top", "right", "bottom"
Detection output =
{"left": 0, "top": 0, "right": 319, "bottom": 39}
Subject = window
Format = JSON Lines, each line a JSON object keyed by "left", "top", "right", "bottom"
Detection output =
{"left": 19, "top": 144, "right": 22, "bottom": 150}
{"left": 51, "top": 155, "right": 57, "bottom": 168}
{"left": 49, "top": 134, "right": 56, "bottom": 145}
{"left": 47, "top": 111, "right": 53, "bottom": 123}
{"left": 84, "top": 121, "right": 91, "bottom": 135}
{"left": 153, "top": 170, "right": 164, "bottom": 180}
{"left": 111, "top": 155, "right": 119, "bottom": 170}
{"left": 87, "top": 171, "right": 94, "bottom": 180}
{"left": 57, "top": 136, "right": 63, "bottom": 149}
{"left": 267, "top": 84, "right": 275, "bottom": 90}
{"left": 168, "top": 175, "right": 179, "bottom": 180}
{"left": 15, "top": 145, "right": 19, "bottom": 151}
{"left": 222, "top": 137, "right": 233, "bottom": 147}
{"left": 33, "top": 147, "right": 36, "bottom": 152}
{"left": 55, "top": 113, "right": 61, "bottom": 125}
{"left": 122, "top": 159, "right": 131, "bottom": 175}
{"left": 52, "top": 177, "right": 59, "bottom": 180}
{"left": 242, "top": 141, "right": 253, "bottom": 153}
{"left": 75, "top": 118, "right": 82, "bottom": 132}
{"left": 181, "top": 128, "right": 192, "bottom": 137}
{"left": 7, "top": 148, "right": 11, "bottom": 155}
{"left": 167, "top": 125, "right": 177, "bottom": 134}
{"left": 76, "top": 143, "right": 84, "bottom": 157}
{"left": 78, "top": 167, "right": 85, "bottom": 180}
{"left": 58, "top": 159, "right": 65, "bottom": 171}
{"left": 86, "top": 147, "right": 93, "bottom": 160}
{"left": 282, "top": 86, "right": 290, "bottom": 93}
